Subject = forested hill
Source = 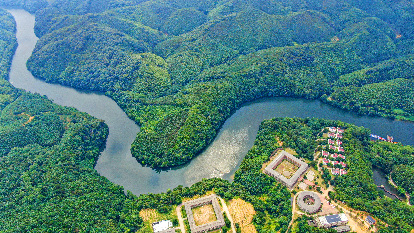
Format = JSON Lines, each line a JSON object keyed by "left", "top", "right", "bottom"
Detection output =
{"left": 23, "top": 0, "right": 414, "bottom": 168}
{"left": 0, "top": 9, "right": 143, "bottom": 231}
{"left": 0, "top": 9, "right": 17, "bottom": 80}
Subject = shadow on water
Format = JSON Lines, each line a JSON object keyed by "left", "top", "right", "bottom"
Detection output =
{"left": 7, "top": 9, "right": 414, "bottom": 195}
{"left": 372, "top": 168, "right": 402, "bottom": 200}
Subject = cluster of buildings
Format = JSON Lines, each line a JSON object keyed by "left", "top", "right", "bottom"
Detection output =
{"left": 322, "top": 127, "right": 348, "bottom": 176}
{"left": 328, "top": 127, "right": 344, "bottom": 138}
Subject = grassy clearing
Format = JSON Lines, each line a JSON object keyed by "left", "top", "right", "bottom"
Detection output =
{"left": 192, "top": 204, "right": 217, "bottom": 226}
{"left": 138, "top": 208, "right": 178, "bottom": 232}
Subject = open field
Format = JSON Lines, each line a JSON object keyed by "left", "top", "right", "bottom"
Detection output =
{"left": 139, "top": 208, "right": 177, "bottom": 233}
{"left": 275, "top": 160, "right": 299, "bottom": 179}
{"left": 192, "top": 204, "right": 217, "bottom": 226}
{"left": 228, "top": 198, "right": 257, "bottom": 233}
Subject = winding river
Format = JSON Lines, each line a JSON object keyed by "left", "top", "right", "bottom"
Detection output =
{"left": 7, "top": 9, "right": 414, "bottom": 196}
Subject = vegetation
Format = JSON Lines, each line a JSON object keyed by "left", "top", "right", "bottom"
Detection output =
{"left": 367, "top": 141, "right": 414, "bottom": 200}
{"left": 0, "top": 0, "right": 47, "bottom": 13}
{"left": 2, "top": 3, "right": 413, "bottom": 230}
{"left": 0, "top": 79, "right": 148, "bottom": 231}
{"left": 22, "top": 0, "right": 414, "bottom": 168}
{"left": 0, "top": 9, "right": 17, "bottom": 81}
{"left": 239, "top": 117, "right": 414, "bottom": 231}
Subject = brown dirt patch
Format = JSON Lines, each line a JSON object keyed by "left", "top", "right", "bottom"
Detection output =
{"left": 192, "top": 204, "right": 217, "bottom": 226}
{"left": 275, "top": 136, "right": 284, "bottom": 147}
{"left": 275, "top": 160, "right": 299, "bottom": 179}
{"left": 228, "top": 199, "right": 257, "bottom": 233}
{"left": 18, "top": 113, "right": 35, "bottom": 126}
{"left": 139, "top": 209, "right": 160, "bottom": 223}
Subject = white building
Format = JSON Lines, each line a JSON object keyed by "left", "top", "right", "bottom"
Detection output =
{"left": 317, "top": 213, "right": 348, "bottom": 228}
{"left": 152, "top": 220, "right": 173, "bottom": 233}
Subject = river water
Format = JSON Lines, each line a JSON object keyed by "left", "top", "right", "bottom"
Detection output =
{"left": 7, "top": 9, "right": 414, "bottom": 196}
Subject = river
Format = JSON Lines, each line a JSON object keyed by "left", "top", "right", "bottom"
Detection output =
{"left": 6, "top": 9, "right": 414, "bottom": 196}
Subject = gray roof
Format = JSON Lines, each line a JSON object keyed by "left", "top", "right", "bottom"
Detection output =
{"left": 296, "top": 191, "right": 322, "bottom": 214}
{"left": 158, "top": 229, "right": 175, "bottom": 233}
{"left": 365, "top": 215, "right": 376, "bottom": 225}
{"left": 333, "top": 225, "right": 351, "bottom": 232}
{"left": 264, "top": 150, "right": 309, "bottom": 189}
{"left": 183, "top": 194, "right": 225, "bottom": 233}
{"left": 326, "top": 214, "right": 342, "bottom": 223}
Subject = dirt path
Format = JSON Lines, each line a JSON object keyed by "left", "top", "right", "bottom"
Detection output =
{"left": 286, "top": 192, "right": 299, "bottom": 232}
{"left": 176, "top": 204, "right": 186, "bottom": 233}
{"left": 218, "top": 197, "right": 236, "bottom": 233}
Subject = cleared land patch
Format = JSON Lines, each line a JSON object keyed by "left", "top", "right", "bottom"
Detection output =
{"left": 139, "top": 209, "right": 160, "bottom": 222}
{"left": 275, "top": 159, "right": 299, "bottom": 179}
{"left": 192, "top": 204, "right": 217, "bottom": 226}
{"left": 139, "top": 208, "right": 177, "bottom": 233}
{"left": 228, "top": 198, "right": 257, "bottom": 233}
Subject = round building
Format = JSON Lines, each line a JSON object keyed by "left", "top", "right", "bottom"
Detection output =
{"left": 297, "top": 191, "right": 322, "bottom": 214}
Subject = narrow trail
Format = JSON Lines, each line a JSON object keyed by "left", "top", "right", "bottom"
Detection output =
{"left": 176, "top": 204, "right": 186, "bottom": 233}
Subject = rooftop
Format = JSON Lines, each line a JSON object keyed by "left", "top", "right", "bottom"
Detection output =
{"left": 318, "top": 213, "right": 348, "bottom": 226}
{"left": 366, "top": 215, "right": 376, "bottom": 225}
{"left": 152, "top": 220, "right": 173, "bottom": 233}
{"left": 297, "top": 191, "right": 322, "bottom": 214}
{"left": 264, "top": 150, "right": 309, "bottom": 189}
{"left": 183, "top": 194, "right": 225, "bottom": 233}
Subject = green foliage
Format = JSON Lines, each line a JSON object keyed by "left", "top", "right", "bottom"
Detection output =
{"left": 0, "top": 77, "right": 142, "bottom": 231}
{"left": 24, "top": 0, "right": 414, "bottom": 169}
{"left": 0, "top": 9, "right": 17, "bottom": 81}
{"left": 325, "top": 124, "right": 414, "bottom": 231}
{"left": 392, "top": 165, "right": 414, "bottom": 197}
{"left": 0, "top": 0, "right": 47, "bottom": 13}
{"left": 327, "top": 78, "right": 414, "bottom": 120}
{"left": 242, "top": 117, "right": 414, "bottom": 231}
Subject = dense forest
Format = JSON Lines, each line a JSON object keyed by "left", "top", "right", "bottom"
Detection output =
{"left": 0, "top": 9, "right": 17, "bottom": 80}
{"left": 7, "top": 0, "right": 411, "bottom": 168}
{"left": 0, "top": 10, "right": 142, "bottom": 231}
{"left": 1, "top": 3, "right": 413, "bottom": 231}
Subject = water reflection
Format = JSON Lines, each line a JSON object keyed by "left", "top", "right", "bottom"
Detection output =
{"left": 7, "top": 9, "right": 414, "bottom": 196}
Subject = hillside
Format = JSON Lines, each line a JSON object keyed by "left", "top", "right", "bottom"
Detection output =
{"left": 17, "top": 0, "right": 414, "bottom": 168}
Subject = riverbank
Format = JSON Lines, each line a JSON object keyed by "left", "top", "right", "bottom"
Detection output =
{"left": 6, "top": 9, "right": 414, "bottom": 196}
